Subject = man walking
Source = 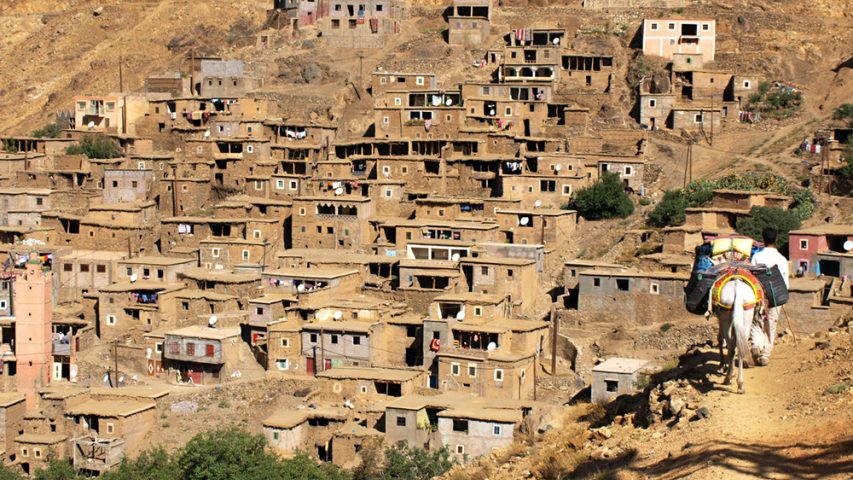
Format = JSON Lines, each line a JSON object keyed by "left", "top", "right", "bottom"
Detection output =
{"left": 750, "top": 228, "right": 789, "bottom": 366}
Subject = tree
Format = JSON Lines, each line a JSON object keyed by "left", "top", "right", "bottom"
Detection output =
{"left": 100, "top": 448, "right": 180, "bottom": 480}
{"left": 0, "top": 464, "right": 24, "bottom": 480}
{"left": 736, "top": 206, "right": 801, "bottom": 252}
{"left": 65, "top": 135, "right": 120, "bottom": 159}
{"left": 840, "top": 138, "right": 853, "bottom": 181}
{"left": 567, "top": 172, "right": 634, "bottom": 220}
{"left": 380, "top": 443, "right": 455, "bottom": 480}
{"left": 648, "top": 190, "right": 688, "bottom": 227}
{"left": 31, "top": 124, "right": 61, "bottom": 139}
{"left": 832, "top": 103, "right": 853, "bottom": 122}
{"left": 34, "top": 461, "right": 80, "bottom": 480}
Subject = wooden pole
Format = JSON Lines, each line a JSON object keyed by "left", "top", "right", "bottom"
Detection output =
{"left": 113, "top": 339, "right": 120, "bottom": 388}
{"left": 550, "top": 304, "right": 557, "bottom": 375}
{"left": 319, "top": 326, "right": 325, "bottom": 372}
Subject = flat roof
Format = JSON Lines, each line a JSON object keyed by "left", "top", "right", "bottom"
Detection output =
{"left": 263, "top": 267, "right": 358, "bottom": 279}
{"left": 99, "top": 281, "right": 184, "bottom": 293}
{"left": 579, "top": 269, "right": 689, "bottom": 280}
{"left": 178, "top": 268, "right": 260, "bottom": 283}
{"left": 165, "top": 325, "right": 241, "bottom": 340}
{"left": 119, "top": 256, "right": 195, "bottom": 266}
{"left": 564, "top": 259, "right": 623, "bottom": 268}
{"left": 592, "top": 357, "right": 649, "bottom": 374}
{"left": 16, "top": 433, "right": 66, "bottom": 444}
{"left": 316, "top": 367, "right": 422, "bottom": 382}
{"left": 302, "top": 321, "right": 375, "bottom": 333}
{"left": 438, "top": 408, "right": 522, "bottom": 424}
{"left": 460, "top": 256, "right": 535, "bottom": 266}
{"left": 434, "top": 292, "right": 504, "bottom": 304}
{"left": 0, "top": 392, "right": 25, "bottom": 407}
{"left": 65, "top": 399, "right": 155, "bottom": 417}
{"left": 790, "top": 225, "right": 853, "bottom": 236}
{"left": 89, "top": 386, "right": 170, "bottom": 399}
{"left": 263, "top": 406, "right": 347, "bottom": 429}
{"left": 497, "top": 208, "right": 577, "bottom": 216}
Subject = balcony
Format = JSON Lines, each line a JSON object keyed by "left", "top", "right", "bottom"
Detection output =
{"left": 53, "top": 339, "right": 72, "bottom": 356}
{"left": 73, "top": 436, "right": 125, "bottom": 473}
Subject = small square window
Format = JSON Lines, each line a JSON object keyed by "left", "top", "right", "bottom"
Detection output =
{"left": 650, "top": 282, "right": 660, "bottom": 295}
{"left": 593, "top": 278, "right": 601, "bottom": 287}
{"left": 211, "top": 248, "right": 220, "bottom": 258}
{"left": 562, "top": 185, "right": 572, "bottom": 196}
{"left": 416, "top": 76, "right": 424, "bottom": 86}
{"left": 702, "top": 23, "right": 709, "bottom": 30}
{"left": 456, "top": 445, "right": 464, "bottom": 454}
{"left": 384, "top": 189, "right": 393, "bottom": 198}
{"left": 330, "top": 335, "right": 339, "bottom": 344}
{"left": 474, "top": 306, "right": 482, "bottom": 316}
{"left": 451, "top": 363, "right": 460, "bottom": 376}
{"left": 494, "top": 369, "right": 504, "bottom": 381}
{"left": 106, "top": 315, "right": 116, "bottom": 326}
{"left": 273, "top": 431, "right": 280, "bottom": 441}
{"left": 281, "top": 338, "right": 290, "bottom": 348}
{"left": 96, "top": 264, "right": 106, "bottom": 273}
{"left": 289, "top": 180, "right": 298, "bottom": 190}
{"left": 310, "top": 333, "right": 318, "bottom": 343}
{"left": 605, "top": 379, "right": 618, "bottom": 392}
{"left": 276, "top": 180, "right": 285, "bottom": 190}
{"left": 468, "top": 364, "right": 477, "bottom": 377}
{"left": 649, "top": 99, "right": 656, "bottom": 108}
{"left": 276, "top": 359, "right": 289, "bottom": 370}
{"left": 743, "top": 80, "right": 751, "bottom": 89}
{"left": 107, "top": 423, "right": 115, "bottom": 434}
{"left": 353, "top": 336, "right": 362, "bottom": 345}
{"left": 493, "top": 425, "right": 502, "bottom": 436}
{"left": 650, "top": 22, "right": 658, "bottom": 30}
{"left": 800, "top": 239, "right": 808, "bottom": 250}
{"left": 396, "top": 416, "right": 407, "bottom": 426}
{"left": 668, "top": 23, "right": 675, "bottom": 30}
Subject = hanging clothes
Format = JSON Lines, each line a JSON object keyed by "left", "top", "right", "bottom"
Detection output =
{"left": 424, "top": 119, "right": 432, "bottom": 131}
{"left": 370, "top": 17, "right": 379, "bottom": 33}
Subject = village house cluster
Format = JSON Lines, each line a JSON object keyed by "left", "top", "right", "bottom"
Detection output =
{"left": 0, "top": 1, "right": 849, "bottom": 474}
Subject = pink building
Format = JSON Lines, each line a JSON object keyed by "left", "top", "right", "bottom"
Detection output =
{"left": 642, "top": 19, "right": 716, "bottom": 61}
{"left": 15, "top": 254, "right": 53, "bottom": 409}
{"left": 788, "top": 225, "right": 853, "bottom": 278}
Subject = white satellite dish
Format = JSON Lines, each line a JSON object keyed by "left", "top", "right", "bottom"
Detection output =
{"left": 334, "top": 187, "right": 344, "bottom": 195}
{"left": 554, "top": 164, "right": 562, "bottom": 172}
{"left": 520, "top": 216, "right": 530, "bottom": 226}
{"left": 534, "top": 200, "right": 542, "bottom": 208}
{"left": 489, "top": 109, "right": 496, "bottom": 116}
{"left": 553, "top": 37, "right": 561, "bottom": 45}
{"left": 451, "top": 253, "right": 461, "bottom": 262}
{"left": 486, "top": 342, "right": 497, "bottom": 351}
{"left": 456, "top": 309, "right": 465, "bottom": 320}
{"left": 208, "top": 315, "right": 218, "bottom": 327}
{"left": 129, "top": 273, "right": 138, "bottom": 283}
{"left": 845, "top": 240, "right": 853, "bottom": 252}
{"left": 314, "top": 311, "right": 322, "bottom": 320}
{"left": 297, "top": 284, "right": 306, "bottom": 293}
{"left": 204, "top": 130, "right": 211, "bottom": 139}
{"left": 445, "top": 98, "right": 453, "bottom": 106}
{"left": 334, "top": 310, "right": 343, "bottom": 320}
{"left": 87, "top": 121, "right": 95, "bottom": 129}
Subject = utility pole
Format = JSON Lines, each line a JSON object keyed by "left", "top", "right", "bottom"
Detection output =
{"left": 357, "top": 53, "right": 364, "bottom": 92}
{"left": 312, "top": 345, "right": 317, "bottom": 377}
{"left": 119, "top": 55, "right": 127, "bottom": 135}
{"left": 683, "top": 140, "right": 694, "bottom": 188}
{"left": 709, "top": 94, "right": 715, "bottom": 146}
{"left": 319, "top": 326, "right": 325, "bottom": 372}
{"left": 549, "top": 304, "right": 558, "bottom": 375}
{"left": 113, "top": 339, "right": 120, "bottom": 388}
{"left": 170, "top": 164, "right": 178, "bottom": 216}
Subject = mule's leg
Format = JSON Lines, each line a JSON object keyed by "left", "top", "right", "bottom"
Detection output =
{"left": 718, "top": 327, "right": 725, "bottom": 373}
{"left": 737, "top": 347, "right": 745, "bottom": 394}
{"left": 723, "top": 339, "right": 735, "bottom": 385}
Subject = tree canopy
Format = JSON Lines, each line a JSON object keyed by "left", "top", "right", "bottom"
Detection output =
{"left": 566, "top": 172, "right": 634, "bottom": 220}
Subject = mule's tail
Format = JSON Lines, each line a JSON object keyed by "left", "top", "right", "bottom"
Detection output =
{"left": 732, "top": 279, "right": 753, "bottom": 368}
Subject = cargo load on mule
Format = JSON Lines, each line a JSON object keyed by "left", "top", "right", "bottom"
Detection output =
{"left": 685, "top": 236, "right": 788, "bottom": 315}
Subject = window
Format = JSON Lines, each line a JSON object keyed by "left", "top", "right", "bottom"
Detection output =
{"left": 668, "top": 22, "right": 675, "bottom": 30}
{"left": 401, "top": 166, "right": 409, "bottom": 174}
{"left": 593, "top": 278, "right": 601, "bottom": 287}
{"left": 299, "top": 208, "right": 306, "bottom": 216}
{"left": 211, "top": 248, "right": 220, "bottom": 258}
{"left": 468, "top": 364, "right": 477, "bottom": 377}
{"left": 353, "top": 336, "right": 361, "bottom": 345}
{"left": 650, "top": 22, "right": 658, "bottom": 30}
{"left": 702, "top": 23, "right": 710, "bottom": 30}
{"left": 694, "top": 114, "right": 703, "bottom": 123}
{"left": 382, "top": 165, "right": 391, "bottom": 176}
{"left": 379, "top": 76, "right": 387, "bottom": 84}
{"left": 155, "top": 343, "right": 163, "bottom": 354}
{"left": 382, "top": 116, "right": 389, "bottom": 125}
{"left": 416, "top": 76, "right": 424, "bottom": 86}
{"left": 474, "top": 306, "right": 482, "bottom": 316}
{"left": 247, "top": 145, "right": 254, "bottom": 153}
{"left": 106, "top": 315, "right": 116, "bottom": 326}
{"left": 605, "top": 379, "right": 618, "bottom": 392}
{"left": 186, "top": 343, "right": 195, "bottom": 356}
{"left": 289, "top": 180, "right": 298, "bottom": 190}
{"left": 616, "top": 279, "right": 630, "bottom": 291}
{"left": 279, "top": 338, "right": 290, "bottom": 348}
{"left": 384, "top": 188, "right": 393, "bottom": 198}
{"left": 456, "top": 445, "right": 465, "bottom": 454}
{"left": 242, "top": 250, "right": 250, "bottom": 261}
{"left": 505, "top": 107, "right": 512, "bottom": 116}
{"left": 650, "top": 282, "right": 660, "bottom": 294}
{"left": 649, "top": 99, "right": 656, "bottom": 108}
{"left": 253, "top": 230, "right": 262, "bottom": 239}
{"left": 396, "top": 416, "right": 407, "bottom": 427}
{"left": 330, "top": 335, "right": 339, "bottom": 344}
{"left": 0, "top": 301, "right": 6, "bottom": 310}
{"left": 276, "top": 359, "right": 289, "bottom": 370}
{"left": 507, "top": 269, "right": 514, "bottom": 278}
{"left": 80, "top": 264, "right": 90, "bottom": 273}
{"left": 106, "top": 423, "right": 115, "bottom": 434}
{"left": 255, "top": 180, "right": 263, "bottom": 190}
{"left": 624, "top": 166, "right": 633, "bottom": 176}
{"left": 63, "top": 264, "right": 73, "bottom": 272}
{"left": 493, "top": 425, "right": 502, "bottom": 436}
{"left": 800, "top": 239, "right": 808, "bottom": 250}
{"left": 494, "top": 369, "right": 504, "bottom": 381}
{"left": 273, "top": 431, "right": 280, "bottom": 441}
{"left": 76, "top": 101, "right": 85, "bottom": 110}
{"left": 394, "top": 97, "right": 402, "bottom": 106}
{"left": 562, "top": 185, "right": 572, "bottom": 196}
{"left": 276, "top": 179, "right": 285, "bottom": 190}
{"left": 182, "top": 302, "right": 189, "bottom": 311}
{"left": 309, "top": 333, "right": 318, "bottom": 343}
{"left": 96, "top": 264, "right": 106, "bottom": 273}
{"left": 452, "top": 420, "right": 468, "bottom": 432}
{"left": 743, "top": 80, "right": 751, "bottom": 89}
{"left": 451, "top": 362, "right": 460, "bottom": 376}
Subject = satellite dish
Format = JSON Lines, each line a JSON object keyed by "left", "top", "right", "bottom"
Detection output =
{"left": 334, "top": 310, "right": 343, "bottom": 320}
{"left": 208, "top": 315, "right": 218, "bottom": 327}
{"left": 520, "top": 216, "right": 530, "bottom": 226}
{"left": 456, "top": 309, "right": 465, "bottom": 320}
{"left": 297, "top": 284, "right": 306, "bottom": 293}
{"left": 554, "top": 164, "right": 562, "bottom": 172}
{"left": 129, "top": 273, "right": 138, "bottom": 283}
{"left": 534, "top": 200, "right": 542, "bottom": 208}
{"left": 553, "top": 37, "right": 560, "bottom": 45}
{"left": 445, "top": 98, "right": 453, "bottom": 106}
{"left": 314, "top": 311, "right": 322, "bottom": 319}
{"left": 87, "top": 121, "right": 95, "bottom": 129}
{"left": 486, "top": 342, "right": 497, "bottom": 351}
{"left": 334, "top": 187, "right": 344, "bottom": 195}
{"left": 845, "top": 240, "right": 853, "bottom": 252}
{"left": 489, "top": 109, "right": 496, "bottom": 116}
{"left": 204, "top": 130, "right": 211, "bottom": 139}
{"left": 451, "top": 253, "right": 461, "bottom": 262}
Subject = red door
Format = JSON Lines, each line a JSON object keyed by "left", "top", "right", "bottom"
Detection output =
{"left": 324, "top": 359, "right": 332, "bottom": 371}
{"left": 188, "top": 369, "right": 203, "bottom": 385}
{"left": 306, "top": 358, "right": 315, "bottom": 376}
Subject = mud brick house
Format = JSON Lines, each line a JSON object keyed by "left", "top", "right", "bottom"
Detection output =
{"left": 437, "top": 406, "right": 520, "bottom": 461}
{"left": 460, "top": 83, "right": 555, "bottom": 137}
{"left": 262, "top": 267, "right": 362, "bottom": 305}
{"left": 163, "top": 325, "right": 255, "bottom": 385}
{"left": 15, "top": 432, "right": 67, "bottom": 475}
{"left": 0, "top": 188, "right": 52, "bottom": 227}
{"left": 459, "top": 256, "right": 540, "bottom": 313}
{"left": 301, "top": 320, "right": 377, "bottom": 371}
{"left": 642, "top": 19, "right": 716, "bottom": 61}
{"left": 371, "top": 72, "right": 438, "bottom": 96}
{"left": 0, "top": 393, "right": 25, "bottom": 462}
{"left": 65, "top": 398, "right": 156, "bottom": 463}
{"left": 291, "top": 196, "right": 374, "bottom": 249}
{"left": 55, "top": 250, "right": 127, "bottom": 302}
{"left": 321, "top": 0, "right": 402, "bottom": 49}
{"left": 576, "top": 269, "right": 689, "bottom": 324}
{"left": 263, "top": 406, "right": 349, "bottom": 461}
{"left": 591, "top": 357, "right": 649, "bottom": 404}
{"left": 195, "top": 59, "right": 258, "bottom": 98}
{"left": 60, "top": 201, "right": 158, "bottom": 254}
{"left": 563, "top": 259, "right": 623, "bottom": 290}
{"left": 559, "top": 52, "right": 615, "bottom": 95}
{"left": 374, "top": 88, "right": 465, "bottom": 139}
{"left": 178, "top": 268, "right": 261, "bottom": 306}
{"left": 315, "top": 366, "right": 424, "bottom": 399}
{"left": 277, "top": 249, "right": 398, "bottom": 291}
{"left": 263, "top": 319, "right": 302, "bottom": 373}
{"left": 116, "top": 256, "right": 196, "bottom": 284}
{"left": 96, "top": 281, "right": 186, "bottom": 339}
{"left": 73, "top": 94, "right": 150, "bottom": 135}
{"left": 685, "top": 190, "right": 790, "bottom": 234}
{"left": 447, "top": 0, "right": 490, "bottom": 47}
{"left": 102, "top": 169, "right": 156, "bottom": 203}
{"left": 494, "top": 208, "right": 576, "bottom": 245}
{"left": 788, "top": 225, "right": 853, "bottom": 277}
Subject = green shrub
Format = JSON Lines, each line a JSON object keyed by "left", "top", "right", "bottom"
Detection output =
{"left": 639, "top": 197, "right": 651, "bottom": 206}
{"left": 824, "top": 381, "right": 851, "bottom": 395}
{"left": 65, "top": 135, "right": 120, "bottom": 159}
{"left": 31, "top": 124, "right": 61, "bottom": 139}
{"left": 736, "top": 206, "right": 802, "bottom": 251}
{"left": 648, "top": 190, "right": 688, "bottom": 227}
{"left": 831, "top": 103, "right": 853, "bottom": 122}
{"left": 566, "top": 172, "right": 634, "bottom": 220}
{"left": 745, "top": 82, "right": 802, "bottom": 119}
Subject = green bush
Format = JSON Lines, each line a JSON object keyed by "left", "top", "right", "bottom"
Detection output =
{"left": 34, "top": 461, "right": 79, "bottom": 480}
{"left": 832, "top": 103, "right": 853, "bottom": 122}
{"left": 65, "top": 135, "right": 120, "bottom": 159}
{"left": 648, "top": 190, "right": 688, "bottom": 227}
{"left": 736, "top": 206, "right": 802, "bottom": 251}
{"left": 840, "top": 138, "right": 853, "bottom": 182}
{"left": 745, "top": 82, "right": 802, "bottom": 119}
{"left": 31, "top": 124, "right": 61, "bottom": 139}
{"left": 380, "top": 443, "right": 455, "bottom": 480}
{"left": 566, "top": 172, "right": 634, "bottom": 220}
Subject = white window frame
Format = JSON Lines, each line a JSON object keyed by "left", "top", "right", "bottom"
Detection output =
{"left": 382, "top": 165, "right": 391, "bottom": 176}
{"left": 289, "top": 180, "right": 298, "bottom": 190}
{"left": 650, "top": 282, "right": 660, "bottom": 295}
{"left": 281, "top": 338, "right": 290, "bottom": 348}
{"left": 493, "top": 425, "right": 502, "bottom": 436}
{"left": 211, "top": 248, "right": 221, "bottom": 258}
{"left": 253, "top": 229, "right": 262, "bottom": 239}
{"left": 562, "top": 185, "right": 572, "bottom": 196}
{"left": 299, "top": 208, "right": 306, "bottom": 216}
{"left": 743, "top": 80, "right": 751, "bottom": 89}
{"left": 0, "top": 300, "right": 6, "bottom": 310}
{"left": 242, "top": 250, "right": 250, "bottom": 261}
{"left": 276, "top": 359, "right": 289, "bottom": 370}
{"left": 276, "top": 179, "right": 285, "bottom": 190}
{"left": 694, "top": 113, "right": 703, "bottom": 124}
{"left": 254, "top": 180, "right": 263, "bottom": 190}
{"left": 394, "top": 97, "right": 402, "bottom": 106}
{"left": 456, "top": 445, "right": 464, "bottom": 455}
{"left": 494, "top": 369, "right": 504, "bottom": 381}
{"left": 451, "top": 362, "right": 460, "bottom": 376}
{"left": 624, "top": 166, "right": 633, "bottom": 176}
{"left": 155, "top": 342, "right": 163, "bottom": 354}
{"left": 649, "top": 99, "right": 656, "bottom": 108}
{"left": 106, "top": 315, "right": 116, "bottom": 326}
{"left": 246, "top": 145, "right": 254, "bottom": 153}
{"left": 650, "top": 22, "right": 658, "bottom": 31}
{"left": 467, "top": 363, "right": 477, "bottom": 378}
{"left": 800, "top": 239, "right": 808, "bottom": 250}
{"left": 415, "top": 76, "right": 424, "bottom": 86}
{"left": 384, "top": 188, "right": 393, "bottom": 198}
{"left": 383, "top": 116, "right": 390, "bottom": 125}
